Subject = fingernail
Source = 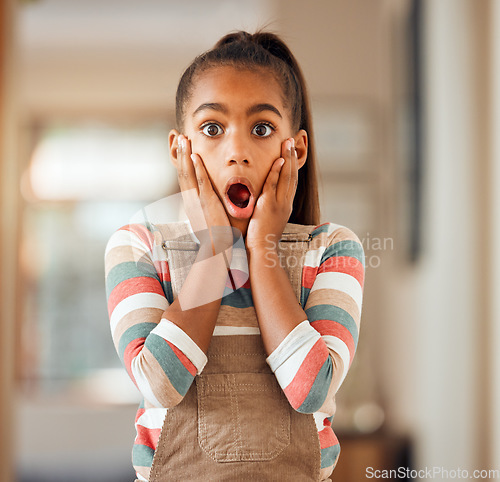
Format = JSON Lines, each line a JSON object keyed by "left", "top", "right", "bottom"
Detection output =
{"left": 290, "top": 137, "right": 295, "bottom": 148}
{"left": 190, "top": 154, "right": 197, "bottom": 164}
{"left": 279, "top": 158, "right": 285, "bottom": 167}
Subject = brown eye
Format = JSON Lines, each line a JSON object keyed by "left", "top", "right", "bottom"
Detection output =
{"left": 252, "top": 123, "right": 273, "bottom": 137}
{"left": 202, "top": 123, "right": 223, "bottom": 137}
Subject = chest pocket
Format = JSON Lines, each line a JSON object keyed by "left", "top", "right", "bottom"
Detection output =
{"left": 196, "top": 371, "right": 291, "bottom": 462}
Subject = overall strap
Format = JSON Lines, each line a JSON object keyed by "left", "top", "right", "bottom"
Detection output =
{"left": 153, "top": 221, "right": 199, "bottom": 299}
{"left": 277, "top": 223, "right": 315, "bottom": 305}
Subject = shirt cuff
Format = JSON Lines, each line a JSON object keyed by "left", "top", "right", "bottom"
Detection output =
{"left": 151, "top": 318, "right": 208, "bottom": 374}
{"left": 266, "top": 320, "right": 320, "bottom": 372}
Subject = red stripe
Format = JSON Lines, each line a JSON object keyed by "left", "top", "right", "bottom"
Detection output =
{"left": 122, "top": 224, "right": 154, "bottom": 251}
{"left": 316, "top": 223, "right": 330, "bottom": 231}
{"left": 108, "top": 277, "right": 164, "bottom": 316}
{"left": 284, "top": 339, "right": 329, "bottom": 409}
{"left": 135, "top": 407, "right": 145, "bottom": 423}
{"left": 166, "top": 340, "right": 197, "bottom": 376}
{"left": 318, "top": 256, "right": 364, "bottom": 288}
{"left": 311, "top": 319, "right": 355, "bottom": 365}
{"left": 302, "top": 266, "right": 318, "bottom": 290}
{"left": 318, "top": 426, "right": 338, "bottom": 449}
{"left": 153, "top": 260, "right": 171, "bottom": 283}
{"left": 227, "top": 269, "right": 249, "bottom": 289}
{"left": 123, "top": 337, "right": 146, "bottom": 382}
{"left": 135, "top": 425, "right": 161, "bottom": 450}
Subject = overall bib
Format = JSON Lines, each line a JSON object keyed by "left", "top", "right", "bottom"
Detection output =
{"left": 143, "top": 223, "right": 324, "bottom": 481}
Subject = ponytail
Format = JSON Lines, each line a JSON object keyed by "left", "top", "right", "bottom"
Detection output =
{"left": 175, "top": 30, "right": 320, "bottom": 226}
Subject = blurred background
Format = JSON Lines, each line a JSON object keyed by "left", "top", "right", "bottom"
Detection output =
{"left": 1, "top": 0, "right": 500, "bottom": 481}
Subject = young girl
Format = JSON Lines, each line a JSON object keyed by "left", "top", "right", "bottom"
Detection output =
{"left": 105, "top": 30, "right": 365, "bottom": 481}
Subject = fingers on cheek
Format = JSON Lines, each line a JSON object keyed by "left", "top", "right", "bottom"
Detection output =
{"left": 190, "top": 159, "right": 201, "bottom": 186}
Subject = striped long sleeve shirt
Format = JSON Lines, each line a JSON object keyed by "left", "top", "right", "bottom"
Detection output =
{"left": 105, "top": 221, "right": 365, "bottom": 481}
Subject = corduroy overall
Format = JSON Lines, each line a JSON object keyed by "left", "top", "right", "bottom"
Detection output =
{"left": 142, "top": 223, "right": 324, "bottom": 481}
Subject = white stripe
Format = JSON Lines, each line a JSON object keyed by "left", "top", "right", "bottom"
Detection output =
{"left": 266, "top": 320, "right": 317, "bottom": 370}
{"left": 110, "top": 293, "right": 168, "bottom": 334}
{"left": 274, "top": 349, "right": 309, "bottom": 389}
{"left": 313, "top": 411, "right": 331, "bottom": 431}
{"left": 130, "top": 356, "right": 163, "bottom": 408}
{"left": 303, "top": 246, "right": 327, "bottom": 268}
{"left": 271, "top": 330, "right": 319, "bottom": 389}
{"left": 212, "top": 326, "right": 260, "bottom": 336}
{"left": 135, "top": 474, "right": 148, "bottom": 482}
{"left": 105, "top": 229, "right": 147, "bottom": 257}
{"left": 153, "top": 319, "right": 208, "bottom": 373}
{"left": 322, "top": 335, "right": 350, "bottom": 387}
{"left": 105, "top": 230, "right": 133, "bottom": 256}
{"left": 230, "top": 247, "right": 250, "bottom": 274}
{"left": 136, "top": 407, "right": 168, "bottom": 429}
{"left": 310, "top": 272, "right": 363, "bottom": 314}
{"left": 326, "top": 223, "right": 344, "bottom": 236}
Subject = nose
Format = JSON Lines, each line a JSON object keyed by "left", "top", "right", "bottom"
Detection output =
{"left": 225, "top": 132, "right": 250, "bottom": 165}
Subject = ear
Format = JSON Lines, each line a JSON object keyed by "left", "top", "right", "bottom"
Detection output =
{"left": 293, "top": 129, "right": 308, "bottom": 169}
{"left": 168, "top": 129, "right": 181, "bottom": 168}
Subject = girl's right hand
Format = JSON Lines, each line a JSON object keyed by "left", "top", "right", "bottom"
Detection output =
{"left": 177, "top": 135, "right": 232, "bottom": 251}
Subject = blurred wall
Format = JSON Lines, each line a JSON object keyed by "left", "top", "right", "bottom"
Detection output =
{"left": 1, "top": 0, "right": 18, "bottom": 480}
{"left": 18, "top": 0, "right": 276, "bottom": 119}
{"left": 492, "top": 0, "right": 500, "bottom": 467}
{"left": 415, "top": 0, "right": 481, "bottom": 470}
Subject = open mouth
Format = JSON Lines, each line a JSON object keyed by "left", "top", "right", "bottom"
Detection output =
{"left": 224, "top": 178, "right": 255, "bottom": 219}
{"left": 227, "top": 183, "right": 251, "bottom": 209}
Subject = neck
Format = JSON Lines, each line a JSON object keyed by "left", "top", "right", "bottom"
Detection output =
{"left": 229, "top": 218, "right": 249, "bottom": 239}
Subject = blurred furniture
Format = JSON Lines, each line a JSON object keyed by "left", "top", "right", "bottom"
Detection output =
{"left": 332, "top": 432, "right": 412, "bottom": 482}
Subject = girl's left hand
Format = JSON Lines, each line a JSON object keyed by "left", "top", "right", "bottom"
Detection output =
{"left": 246, "top": 137, "right": 298, "bottom": 253}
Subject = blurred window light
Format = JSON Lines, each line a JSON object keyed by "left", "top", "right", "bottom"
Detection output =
{"left": 25, "top": 123, "right": 177, "bottom": 201}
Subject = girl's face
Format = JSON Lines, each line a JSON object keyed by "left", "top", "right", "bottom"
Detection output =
{"left": 169, "top": 65, "right": 307, "bottom": 235}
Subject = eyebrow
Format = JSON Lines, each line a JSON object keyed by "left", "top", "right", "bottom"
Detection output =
{"left": 192, "top": 103, "right": 227, "bottom": 116}
{"left": 247, "top": 103, "right": 282, "bottom": 118}
{"left": 192, "top": 102, "right": 282, "bottom": 119}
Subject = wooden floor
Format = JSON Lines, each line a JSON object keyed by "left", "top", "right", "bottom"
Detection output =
{"left": 331, "top": 432, "right": 412, "bottom": 482}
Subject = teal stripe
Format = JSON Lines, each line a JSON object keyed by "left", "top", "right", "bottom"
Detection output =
{"left": 118, "top": 323, "right": 157, "bottom": 360}
{"left": 162, "top": 280, "right": 173, "bottom": 304}
{"left": 106, "top": 261, "right": 159, "bottom": 298}
{"left": 298, "top": 357, "right": 332, "bottom": 413}
{"left": 305, "top": 304, "right": 359, "bottom": 347}
{"left": 221, "top": 287, "right": 254, "bottom": 308}
{"left": 132, "top": 443, "right": 154, "bottom": 468}
{"left": 310, "top": 224, "right": 330, "bottom": 238}
{"left": 322, "top": 240, "right": 365, "bottom": 267}
{"left": 145, "top": 333, "right": 195, "bottom": 396}
{"left": 321, "top": 444, "right": 340, "bottom": 469}
{"left": 301, "top": 286, "right": 310, "bottom": 308}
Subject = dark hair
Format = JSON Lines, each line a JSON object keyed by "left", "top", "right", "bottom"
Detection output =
{"left": 175, "top": 30, "right": 320, "bottom": 226}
